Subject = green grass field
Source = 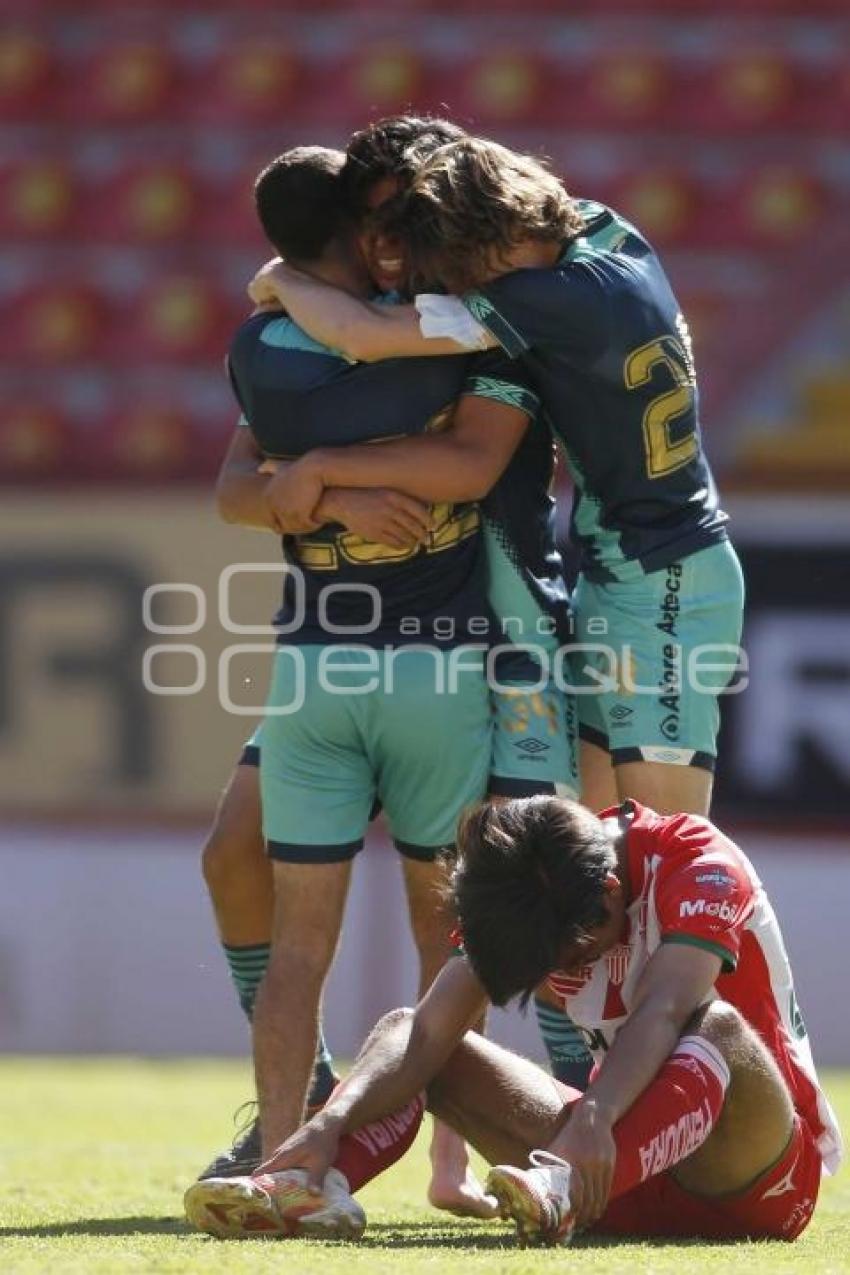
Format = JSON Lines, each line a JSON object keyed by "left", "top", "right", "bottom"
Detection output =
{"left": 0, "top": 1059, "right": 847, "bottom": 1275}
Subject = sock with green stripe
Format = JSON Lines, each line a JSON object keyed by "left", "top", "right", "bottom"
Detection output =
{"left": 223, "top": 941, "right": 270, "bottom": 1020}
{"left": 222, "top": 942, "right": 337, "bottom": 1109}
{"left": 534, "top": 996, "right": 593, "bottom": 1092}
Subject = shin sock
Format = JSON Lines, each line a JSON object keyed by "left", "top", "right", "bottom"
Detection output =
{"left": 609, "top": 1036, "right": 730, "bottom": 1198}
{"left": 222, "top": 941, "right": 337, "bottom": 1108}
{"left": 534, "top": 997, "right": 594, "bottom": 1092}
{"left": 332, "top": 1095, "right": 426, "bottom": 1193}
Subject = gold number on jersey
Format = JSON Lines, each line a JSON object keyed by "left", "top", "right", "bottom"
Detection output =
{"left": 295, "top": 502, "right": 480, "bottom": 569}
{"left": 497, "top": 688, "right": 559, "bottom": 737}
{"left": 624, "top": 330, "right": 698, "bottom": 479}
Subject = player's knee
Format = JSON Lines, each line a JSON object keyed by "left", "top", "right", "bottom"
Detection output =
{"left": 200, "top": 824, "right": 262, "bottom": 893}
{"left": 263, "top": 939, "right": 335, "bottom": 991}
{"left": 687, "top": 999, "right": 749, "bottom": 1063}
{"left": 407, "top": 895, "right": 453, "bottom": 954}
{"left": 376, "top": 1006, "right": 415, "bottom": 1035}
{"left": 692, "top": 998, "right": 745, "bottom": 1038}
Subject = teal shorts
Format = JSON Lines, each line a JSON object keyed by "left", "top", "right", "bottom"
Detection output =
{"left": 260, "top": 644, "right": 492, "bottom": 862}
{"left": 571, "top": 540, "right": 745, "bottom": 771}
{"left": 490, "top": 680, "right": 579, "bottom": 799}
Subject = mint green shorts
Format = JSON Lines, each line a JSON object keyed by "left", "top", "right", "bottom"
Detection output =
{"left": 260, "top": 644, "right": 491, "bottom": 862}
{"left": 571, "top": 541, "right": 745, "bottom": 770}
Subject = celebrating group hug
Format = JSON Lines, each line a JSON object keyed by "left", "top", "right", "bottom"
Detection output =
{"left": 182, "top": 115, "right": 841, "bottom": 1246}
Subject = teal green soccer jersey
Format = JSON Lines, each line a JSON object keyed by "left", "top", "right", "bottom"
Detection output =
{"left": 228, "top": 310, "right": 540, "bottom": 645}
{"left": 463, "top": 201, "right": 729, "bottom": 584}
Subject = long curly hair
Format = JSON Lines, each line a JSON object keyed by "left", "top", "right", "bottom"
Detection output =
{"left": 389, "top": 137, "right": 584, "bottom": 292}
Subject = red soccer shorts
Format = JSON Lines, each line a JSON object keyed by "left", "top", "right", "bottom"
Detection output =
{"left": 593, "top": 1113, "right": 821, "bottom": 1242}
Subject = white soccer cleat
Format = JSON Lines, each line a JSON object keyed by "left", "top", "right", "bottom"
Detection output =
{"left": 184, "top": 1165, "right": 366, "bottom": 1241}
{"left": 485, "top": 1149, "right": 576, "bottom": 1246}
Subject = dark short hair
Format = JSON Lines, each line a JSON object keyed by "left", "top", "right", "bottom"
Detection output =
{"left": 393, "top": 136, "right": 585, "bottom": 292}
{"left": 452, "top": 797, "right": 616, "bottom": 1007}
{"left": 254, "top": 146, "right": 346, "bottom": 262}
{"left": 341, "top": 114, "right": 465, "bottom": 219}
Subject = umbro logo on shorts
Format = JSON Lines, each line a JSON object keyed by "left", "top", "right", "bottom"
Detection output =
{"left": 516, "top": 737, "right": 550, "bottom": 755}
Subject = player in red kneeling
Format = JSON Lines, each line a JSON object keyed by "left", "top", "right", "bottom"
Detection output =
{"left": 185, "top": 797, "right": 841, "bottom": 1244}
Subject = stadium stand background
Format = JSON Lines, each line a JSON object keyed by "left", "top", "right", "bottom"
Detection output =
{"left": 1, "top": 2, "right": 848, "bottom": 1059}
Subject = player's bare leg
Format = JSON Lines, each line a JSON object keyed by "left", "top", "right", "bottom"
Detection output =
{"left": 614, "top": 758, "right": 713, "bottom": 817}
{"left": 423, "top": 1000, "right": 797, "bottom": 1241}
{"left": 579, "top": 741, "right": 713, "bottom": 818}
{"left": 402, "top": 856, "right": 497, "bottom": 1220}
{"left": 577, "top": 740, "right": 619, "bottom": 812}
{"left": 202, "top": 762, "right": 272, "bottom": 945}
{"left": 253, "top": 860, "right": 352, "bottom": 1159}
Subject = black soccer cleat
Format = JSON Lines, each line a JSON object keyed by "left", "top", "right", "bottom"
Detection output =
{"left": 196, "top": 1069, "right": 340, "bottom": 1183}
{"left": 197, "top": 1104, "right": 262, "bottom": 1181}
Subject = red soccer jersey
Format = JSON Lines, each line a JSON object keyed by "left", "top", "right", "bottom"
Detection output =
{"left": 547, "top": 801, "right": 842, "bottom": 1174}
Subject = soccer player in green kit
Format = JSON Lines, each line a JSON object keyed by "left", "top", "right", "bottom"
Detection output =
{"left": 247, "top": 136, "right": 744, "bottom": 825}
{"left": 200, "top": 120, "right": 592, "bottom": 1207}
{"left": 199, "top": 139, "right": 557, "bottom": 1219}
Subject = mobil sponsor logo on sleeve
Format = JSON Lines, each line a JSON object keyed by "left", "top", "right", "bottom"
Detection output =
{"left": 679, "top": 897, "right": 745, "bottom": 924}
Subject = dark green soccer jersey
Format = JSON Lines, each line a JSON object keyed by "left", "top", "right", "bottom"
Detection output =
{"left": 227, "top": 310, "right": 540, "bottom": 644}
{"left": 463, "top": 201, "right": 729, "bottom": 583}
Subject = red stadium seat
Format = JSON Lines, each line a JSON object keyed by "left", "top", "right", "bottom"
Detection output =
{"left": 88, "top": 404, "right": 195, "bottom": 480}
{"left": 0, "top": 402, "right": 69, "bottom": 478}
{"left": 564, "top": 51, "right": 672, "bottom": 129}
{"left": 198, "top": 167, "right": 268, "bottom": 251}
{"left": 354, "top": 44, "right": 423, "bottom": 109}
{"left": 117, "top": 276, "right": 232, "bottom": 363}
{"left": 613, "top": 169, "right": 700, "bottom": 248}
{"left": 0, "top": 28, "right": 55, "bottom": 121}
{"left": 2, "top": 284, "right": 107, "bottom": 365}
{"left": 451, "top": 50, "right": 552, "bottom": 125}
{"left": 681, "top": 51, "right": 798, "bottom": 133}
{"left": 64, "top": 40, "right": 178, "bottom": 123}
{"left": 187, "top": 41, "right": 300, "bottom": 124}
{"left": 314, "top": 44, "right": 427, "bottom": 121}
{"left": 0, "top": 160, "right": 77, "bottom": 240}
{"left": 84, "top": 164, "right": 200, "bottom": 244}
{"left": 815, "top": 57, "right": 850, "bottom": 133}
{"left": 740, "top": 166, "right": 825, "bottom": 245}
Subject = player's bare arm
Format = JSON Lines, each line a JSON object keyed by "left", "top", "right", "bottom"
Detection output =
{"left": 313, "top": 394, "right": 531, "bottom": 504}
{"left": 254, "top": 394, "right": 532, "bottom": 532}
{"left": 215, "top": 425, "right": 294, "bottom": 532}
{"left": 217, "top": 427, "right": 430, "bottom": 546}
{"left": 549, "top": 943, "right": 722, "bottom": 1225}
{"left": 248, "top": 258, "right": 495, "bottom": 362}
{"left": 260, "top": 957, "right": 488, "bottom": 1181}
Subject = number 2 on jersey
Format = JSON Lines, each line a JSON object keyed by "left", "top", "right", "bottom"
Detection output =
{"left": 624, "top": 329, "right": 698, "bottom": 479}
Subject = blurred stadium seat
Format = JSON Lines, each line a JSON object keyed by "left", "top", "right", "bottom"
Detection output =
{"left": 64, "top": 40, "right": 178, "bottom": 123}
{"left": 0, "top": 402, "right": 69, "bottom": 479}
{"left": 575, "top": 50, "right": 672, "bottom": 129}
{"left": 451, "top": 51, "right": 551, "bottom": 125}
{"left": 0, "top": 160, "right": 77, "bottom": 239}
{"left": 116, "top": 276, "right": 234, "bottom": 364}
{"left": 86, "top": 165, "right": 200, "bottom": 244}
{"left": 87, "top": 404, "right": 196, "bottom": 481}
{"left": 2, "top": 284, "right": 107, "bottom": 365}
{"left": 739, "top": 166, "right": 825, "bottom": 245}
{"left": 0, "top": 28, "right": 55, "bottom": 121}
{"left": 187, "top": 41, "right": 300, "bottom": 124}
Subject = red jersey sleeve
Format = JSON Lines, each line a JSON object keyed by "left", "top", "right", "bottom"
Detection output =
{"left": 652, "top": 814, "right": 755, "bottom": 973}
